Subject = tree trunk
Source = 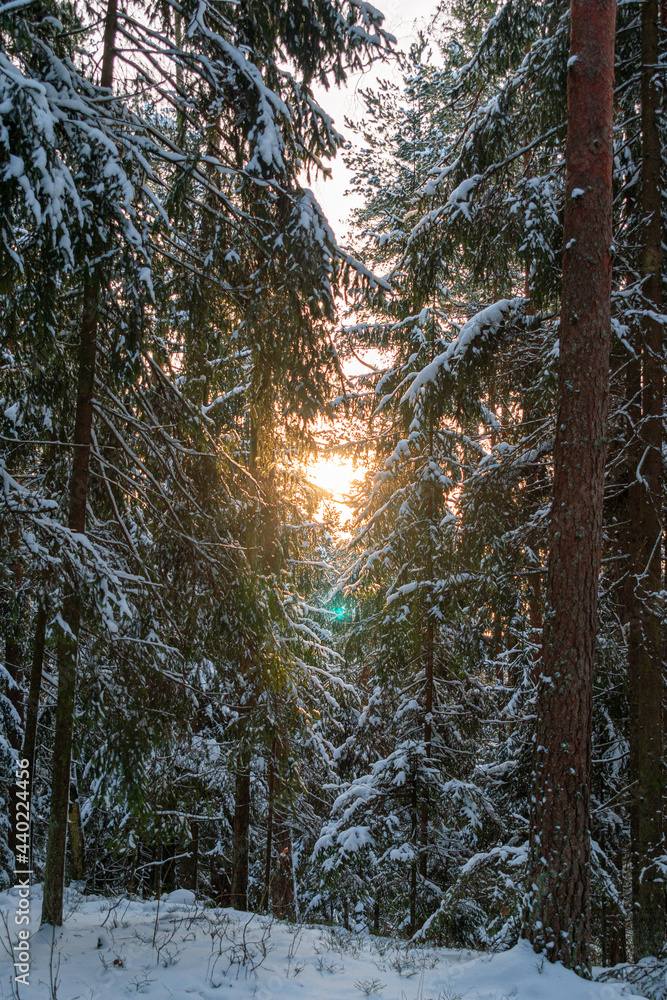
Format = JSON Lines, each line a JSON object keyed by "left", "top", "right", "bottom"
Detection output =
{"left": 419, "top": 419, "right": 436, "bottom": 886}
{"left": 42, "top": 588, "right": 84, "bottom": 924}
{"left": 493, "top": 611, "right": 504, "bottom": 684}
{"left": 161, "top": 841, "right": 177, "bottom": 894}
{"left": 4, "top": 632, "right": 22, "bottom": 743}
{"left": 4, "top": 556, "right": 24, "bottom": 873}
{"left": 41, "top": 200, "right": 106, "bottom": 921}
{"left": 41, "top": 0, "right": 117, "bottom": 927}
{"left": 626, "top": 0, "right": 666, "bottom": 960}
{"left": 419, "top": 616, "right": 433, "bottom": 882}
{"left": 527, "top": 0, "right": 616, "bottom": 973}
{"left": 152, "top": 842, "right": 162, "bottom": 897}
{"left": 230, "top": 755, "right": 250, "bottom": 910}
{"left": 21, "top": 604, "right": 46, "bottom": 870}
{"left": 67, "top": 770, "right": 86, "bottom": 882}
{"left": 22, "top": 605, "right": 46, "bottom": 796}
{"left": 410, "top": 779, "right": 418, "bottom": 933}
{"left": 602, "top": 896, "right": 627, "bottom": 967}
{"left": 272, "top": 810, "right": 294, "bottom": 920}
{"left": 182, "top": 821, "right": 199, "bottom": 892}
{"left": 528, "top": 574, "right": 543, "bottom": 684}
{"left": 263, "top": 744, "right": 275, "bottom": 910}
{"left": 3, "top": 543, "right": 24, "bottom": 739}
{"left": 41, "top": 237, "right": 99, "bottom": 926}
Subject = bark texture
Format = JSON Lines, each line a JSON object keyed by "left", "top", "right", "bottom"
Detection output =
{"left": 22, "top": 605, "right": 46, "bottom": 793}
{"left": 181, "top": 821, "right": 199, "bottom": 892}
{"left": 419, "top": 447, "right": 435, "bottom": 887}
{"left": 230, "top": 758, "right": 251, "bottom": 909}
{"left": 41, "top": 270, "right": 99, "bottom": 924}
{"left": 419, "top": 614, "right": 433, "bottom": 882}
{"left": 263, "top": 743, "right": 276, "bottom": 910}
{"left": 67, "top": 773, "right": 86, "bottom": 882}
{"left": 161, "top": 842, "right": 177, "bottom": 893}
{"left": 528, "top": 0, "right": 616, "bottom": 973}
{"left": 41, "top": 0, "right": 117, "bottom": 926}
{"left": 272, "top": 811, "right": 295, "bottom": 920}
{"left": 21, "top": 604, "right": 46, "bottom": 870}
{"left": 4, "top": 555, "right": 24, "bottom": 871}
{"left": 626, "top": 0, "right": 665, "bottom": 959}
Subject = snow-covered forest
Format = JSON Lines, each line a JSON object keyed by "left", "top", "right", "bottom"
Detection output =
{"left": 1, "top": 0, "right": 666, "bottom": 996}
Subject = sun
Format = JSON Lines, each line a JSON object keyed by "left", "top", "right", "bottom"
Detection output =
{"left": 307, "top": 454, "right": 359, "bottom": 500}
{"left": 306, "top": 454, "right": 362, "bottom": 530}
{"left": 304, "top": 348, "right": 387, "bottom": 530}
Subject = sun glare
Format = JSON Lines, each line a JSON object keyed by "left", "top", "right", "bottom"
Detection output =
{"left": 306, "top": 454, "right": 362, "bottom": 530}
{"left": 304, "top": 349, "right": 388, "bottom": 531}
{"left": 307, "top": 455, "right": 358, "bottom": 498}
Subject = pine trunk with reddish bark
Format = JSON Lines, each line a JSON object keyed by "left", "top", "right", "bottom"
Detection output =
{"left": 626, "top": 0, "right": 665, "bottom": 959}
{"left": 528, "top": 0, "right": 616, "bottom": 973}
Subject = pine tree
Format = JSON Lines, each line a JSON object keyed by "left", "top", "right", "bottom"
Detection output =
{"left": 527, "top": 0, "right": 617, "bottom": 972}
{"left": 624, "top": 0, "right": 665, "bottom": 960}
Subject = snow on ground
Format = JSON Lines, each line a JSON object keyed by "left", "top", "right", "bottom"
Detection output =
{"left": 0, "top": 884, "right": 647, "bottom": 1000}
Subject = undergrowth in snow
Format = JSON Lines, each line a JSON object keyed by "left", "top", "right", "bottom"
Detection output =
{"left": 0, "top": 885, "right": 652, "bottom": 1000}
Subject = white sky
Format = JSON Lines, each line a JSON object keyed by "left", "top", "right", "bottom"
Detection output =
{"left": 311, "top": 0, "right": 440, "bottom": 241}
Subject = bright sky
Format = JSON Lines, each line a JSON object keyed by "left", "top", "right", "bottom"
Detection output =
{"left": 311, "top": 0, "right": 440, "bottom": 240}
{"left": 306, "top": 0, "right": 439, "bottom": 525}
{"left": 306, "top": 452, "right": 360, "bottom": 528}
{"left": 305, "top": 352, "right": 380, "bottom": 532}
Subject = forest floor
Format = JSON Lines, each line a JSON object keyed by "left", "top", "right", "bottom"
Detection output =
{"left": 0, "top": 884, "right": 648, "bottom": 1000}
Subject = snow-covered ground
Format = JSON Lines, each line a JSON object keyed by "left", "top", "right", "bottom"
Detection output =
{"left": 0, "top": 885, "right": 647, "bottom": 1000}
